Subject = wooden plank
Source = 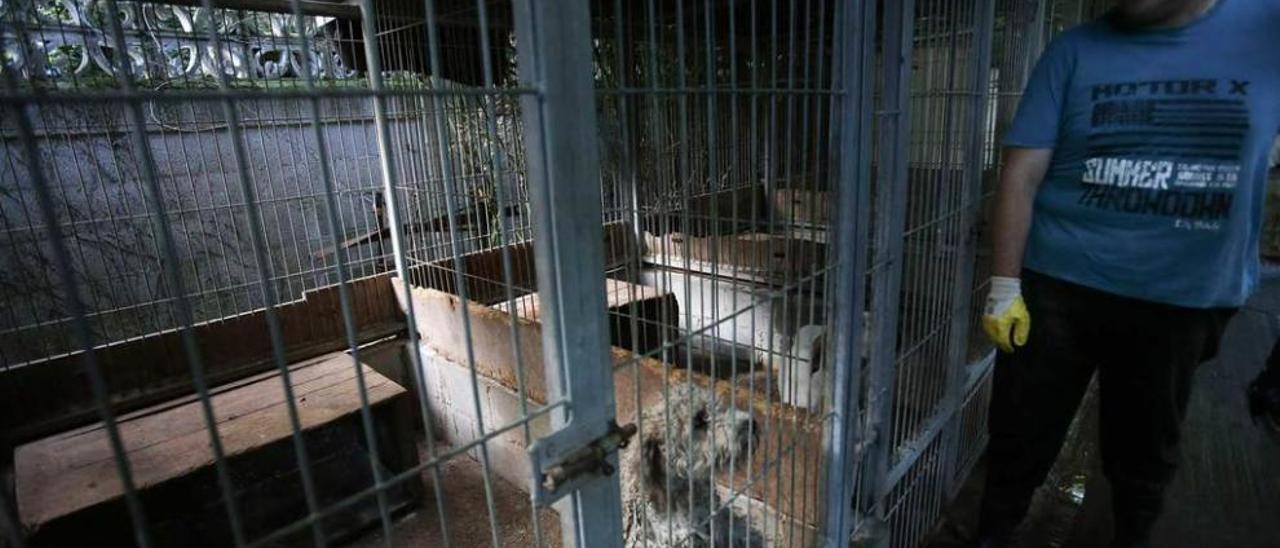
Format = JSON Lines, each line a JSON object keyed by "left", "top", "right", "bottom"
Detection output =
{"left": 491, "top": 277, "right": 680, "bottom": 358}
{"left": 406, "top": 221, "right": 638, "bottom": 305}
{"left": 1, "top": 275, "right": 406, "bottom": 444}
{"left": 14, "top": 352, "right": 405, "bottom": 530}
{"left": 644, "top": 187, "right": 765, "bottom": 236}
{"left": 310, "top": 201, "right": 522, "bottom": 261}
{"left": 772, "top": 188, "right": 831, "bottom": 227}
{"left": 491, "top": 278, "right": 667, "bottom": 321}
{"left": 642, "top": 231, "right": 828, "bottom": 285}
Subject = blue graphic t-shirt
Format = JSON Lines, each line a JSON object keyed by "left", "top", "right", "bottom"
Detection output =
{"left": 1007, "top": 0, "right": 1280, "bottom": 308}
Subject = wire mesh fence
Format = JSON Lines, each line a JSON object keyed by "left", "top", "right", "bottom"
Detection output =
{"left": 591, "top": 1, "right": 842, "bottom": 545}
{"left": 0, "top": 0, "right": 1094, "bottom": 547}
{"left": 0, "top": 2, "right": 392, "bottom": 366}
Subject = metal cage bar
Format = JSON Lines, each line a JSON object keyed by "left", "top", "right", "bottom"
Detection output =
{"left": 283, "top": 0, "right": 399, "bottom": 540}
{"left": 857, "top": 0, "right": 915, "bottom": 543}
{"left": 821, "top": 0, "right": 877, "bottom": 544}
{"left": 98, "top": 0, "right": 249, "bottom": 542}
{"left": 0, "top": 1, "right": 1060, "bottom": 546}
{"left": 1, "top": 67, "right": 156, "bottom": 548}
{"left": 939, "top": 0, "right": 997, "bottom": 498}
{"left": 513, "top": 0, "right": 627, "bottom": 546}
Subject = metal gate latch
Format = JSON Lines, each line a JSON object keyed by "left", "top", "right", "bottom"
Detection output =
{"left": 532, "top": 420, "right": 636, "bottom": 504}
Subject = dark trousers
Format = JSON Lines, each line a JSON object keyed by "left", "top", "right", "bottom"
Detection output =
{"left": 1268, "top": 336, "right": 1280, "bottom": 373}
{"left": 977, "top": 270, "right": 1235, "bottom": 546}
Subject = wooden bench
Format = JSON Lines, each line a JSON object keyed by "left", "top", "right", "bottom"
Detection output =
{"left": 13, "top": 352, "right": 420, "bottom": 547}
{"left": 492, "top": 278, "right": 679, "bottom": 356}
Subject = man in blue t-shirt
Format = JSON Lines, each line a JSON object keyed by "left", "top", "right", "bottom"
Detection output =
{"left": 975, "top": 1, "right": 1280, "bottom": 547}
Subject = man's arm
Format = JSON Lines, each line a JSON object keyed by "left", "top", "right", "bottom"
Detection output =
{"left": 982, "top": 146, "right": 1051, "bottom": 353}
{"left": 990, "top": 147, "right": 1053, "bottom": 277}
{"left": 981, "top": 28, "right": 1069, "bottom": 352}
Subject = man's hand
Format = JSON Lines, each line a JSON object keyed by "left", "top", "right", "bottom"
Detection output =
{"left": 984, "top": 147, "right": 1049, "bottom": 353}
{"left": 982, "top": 276, "right": 1030, "bottom": 353}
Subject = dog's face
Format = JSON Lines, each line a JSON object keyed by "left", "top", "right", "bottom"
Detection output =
{"left": 637, "top": 385, "right": 757, "bottom": 513}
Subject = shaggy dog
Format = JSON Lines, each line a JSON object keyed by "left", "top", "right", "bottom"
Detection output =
{"left": 621, "top": 385, "right": 763, "bottom": 547}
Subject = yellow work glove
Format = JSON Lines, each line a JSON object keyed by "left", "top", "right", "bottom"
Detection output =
{"left": 982, "top": 276, "right": 1030, "bottom": 353}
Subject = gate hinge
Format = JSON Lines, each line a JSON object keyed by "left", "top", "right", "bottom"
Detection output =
{"left": 529, "top": 420, "right": 637, "bottom": 506}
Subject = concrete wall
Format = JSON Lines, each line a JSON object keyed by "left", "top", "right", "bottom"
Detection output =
{"left": 0, "top": 97, "right": 512, "bottom": 364}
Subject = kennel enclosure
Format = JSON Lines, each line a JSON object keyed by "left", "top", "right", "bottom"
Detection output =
{"left": 0, "top": 0, "right": 1103, "bottom": 546}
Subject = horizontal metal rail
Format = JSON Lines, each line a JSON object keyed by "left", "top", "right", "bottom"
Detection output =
{"left": 133, "top": 0, "right": 361, "bottom": 19}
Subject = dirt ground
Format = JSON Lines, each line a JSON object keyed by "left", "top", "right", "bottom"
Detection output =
{"left": 345, "top": 445, "right": 561, "bottom": 548}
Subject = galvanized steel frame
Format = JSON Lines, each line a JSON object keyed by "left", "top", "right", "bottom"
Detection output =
{"left": 860, "top": 2, "right": 917, "bottom": 538}
{"left": 940, "top": 0, "right": 997, "bottom": 499}
{"left": 849, "top": 0, "right": 1003, "bottom": 545}
{"left": 820, "top": 0, "right": 878, "bottom": 544}
{"left": 0, "top": 0, "right": 1054, "bottom": 546}
{"left": 513, "top": 0, "right": 626, "bottom": 546}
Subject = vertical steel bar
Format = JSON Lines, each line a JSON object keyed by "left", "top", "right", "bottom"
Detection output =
{"left": 471, "top": 0, "right": 545, "bottom": 543}
{"left": 722, "top": 3, "right": 744, "bottom": 543}
{"left": 1024, "top": 0, "right": 1048, "bottom": 88}
{"left": 286, "top": 0, "right": 397, "bottom": 541}
{"left": 512, "top": 0, "right": 625, "bottom": 545}
{"left": 762, "top": 2, "right": 780, "bottom": 540}
{"left": 194, "top": 3, "right": 327, "bottom": 545}
{"left": 819, "top": 0, "right": 877, "bottom": 544}
{"left": 700, "top": 1, "right": 722, "bottom": 544}
{"left": 789, "top": 1, "right": 815, "bottom": 540}
{"left": 97, "top": 1, "right": 249, "bottom": 542}
{"left": 773, "top": 1, "right": 797, "bottom": 539}
{"left": 417, "top": 1, "right": 506, "bottom": 544}
{"left": 642, "top": 3, "right": 665, "bottom": 543}
{"left": 940, "top": 0, "right": 997, "bottom": 498}
{"left": 356, "top": 1, "right": 455, "bottom": 544}
{"left": 858, "top": 0, "right": 914, "bottom": 545}
{"left": 618, "top": 0, "right": 644, "bottom": 268}
{"left": 674, "top": 1, "right": 701, "bottom": 541}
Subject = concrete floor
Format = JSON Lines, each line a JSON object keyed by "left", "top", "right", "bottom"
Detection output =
{"left": 929, "top": 279, "right": 1280, "bottom": 548}
{"left": 1065, "top": 279, "right": 1280, "bottom": 548}
{"left": 1154, "top": 280, "right": 1280, "bottom": 546}
{"left": 345, "top": 444, "right": 561, "bottom": 548}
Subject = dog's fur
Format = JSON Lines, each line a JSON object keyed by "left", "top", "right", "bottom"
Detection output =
{"left": 621, "top": 384, "right": 763, "bottom": 547}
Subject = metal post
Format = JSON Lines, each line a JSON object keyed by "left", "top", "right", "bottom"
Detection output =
{"left": 940, "top": 0, "right": 998, "bottom": 498}
{"left": 820, "top": 0, "right": 878, "bottom": 545}
{"left": 855, "top": 0, "right": 914, "bottom": 544}
{"left": 512, "top": 1, "right": 625, "bottom": 547}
